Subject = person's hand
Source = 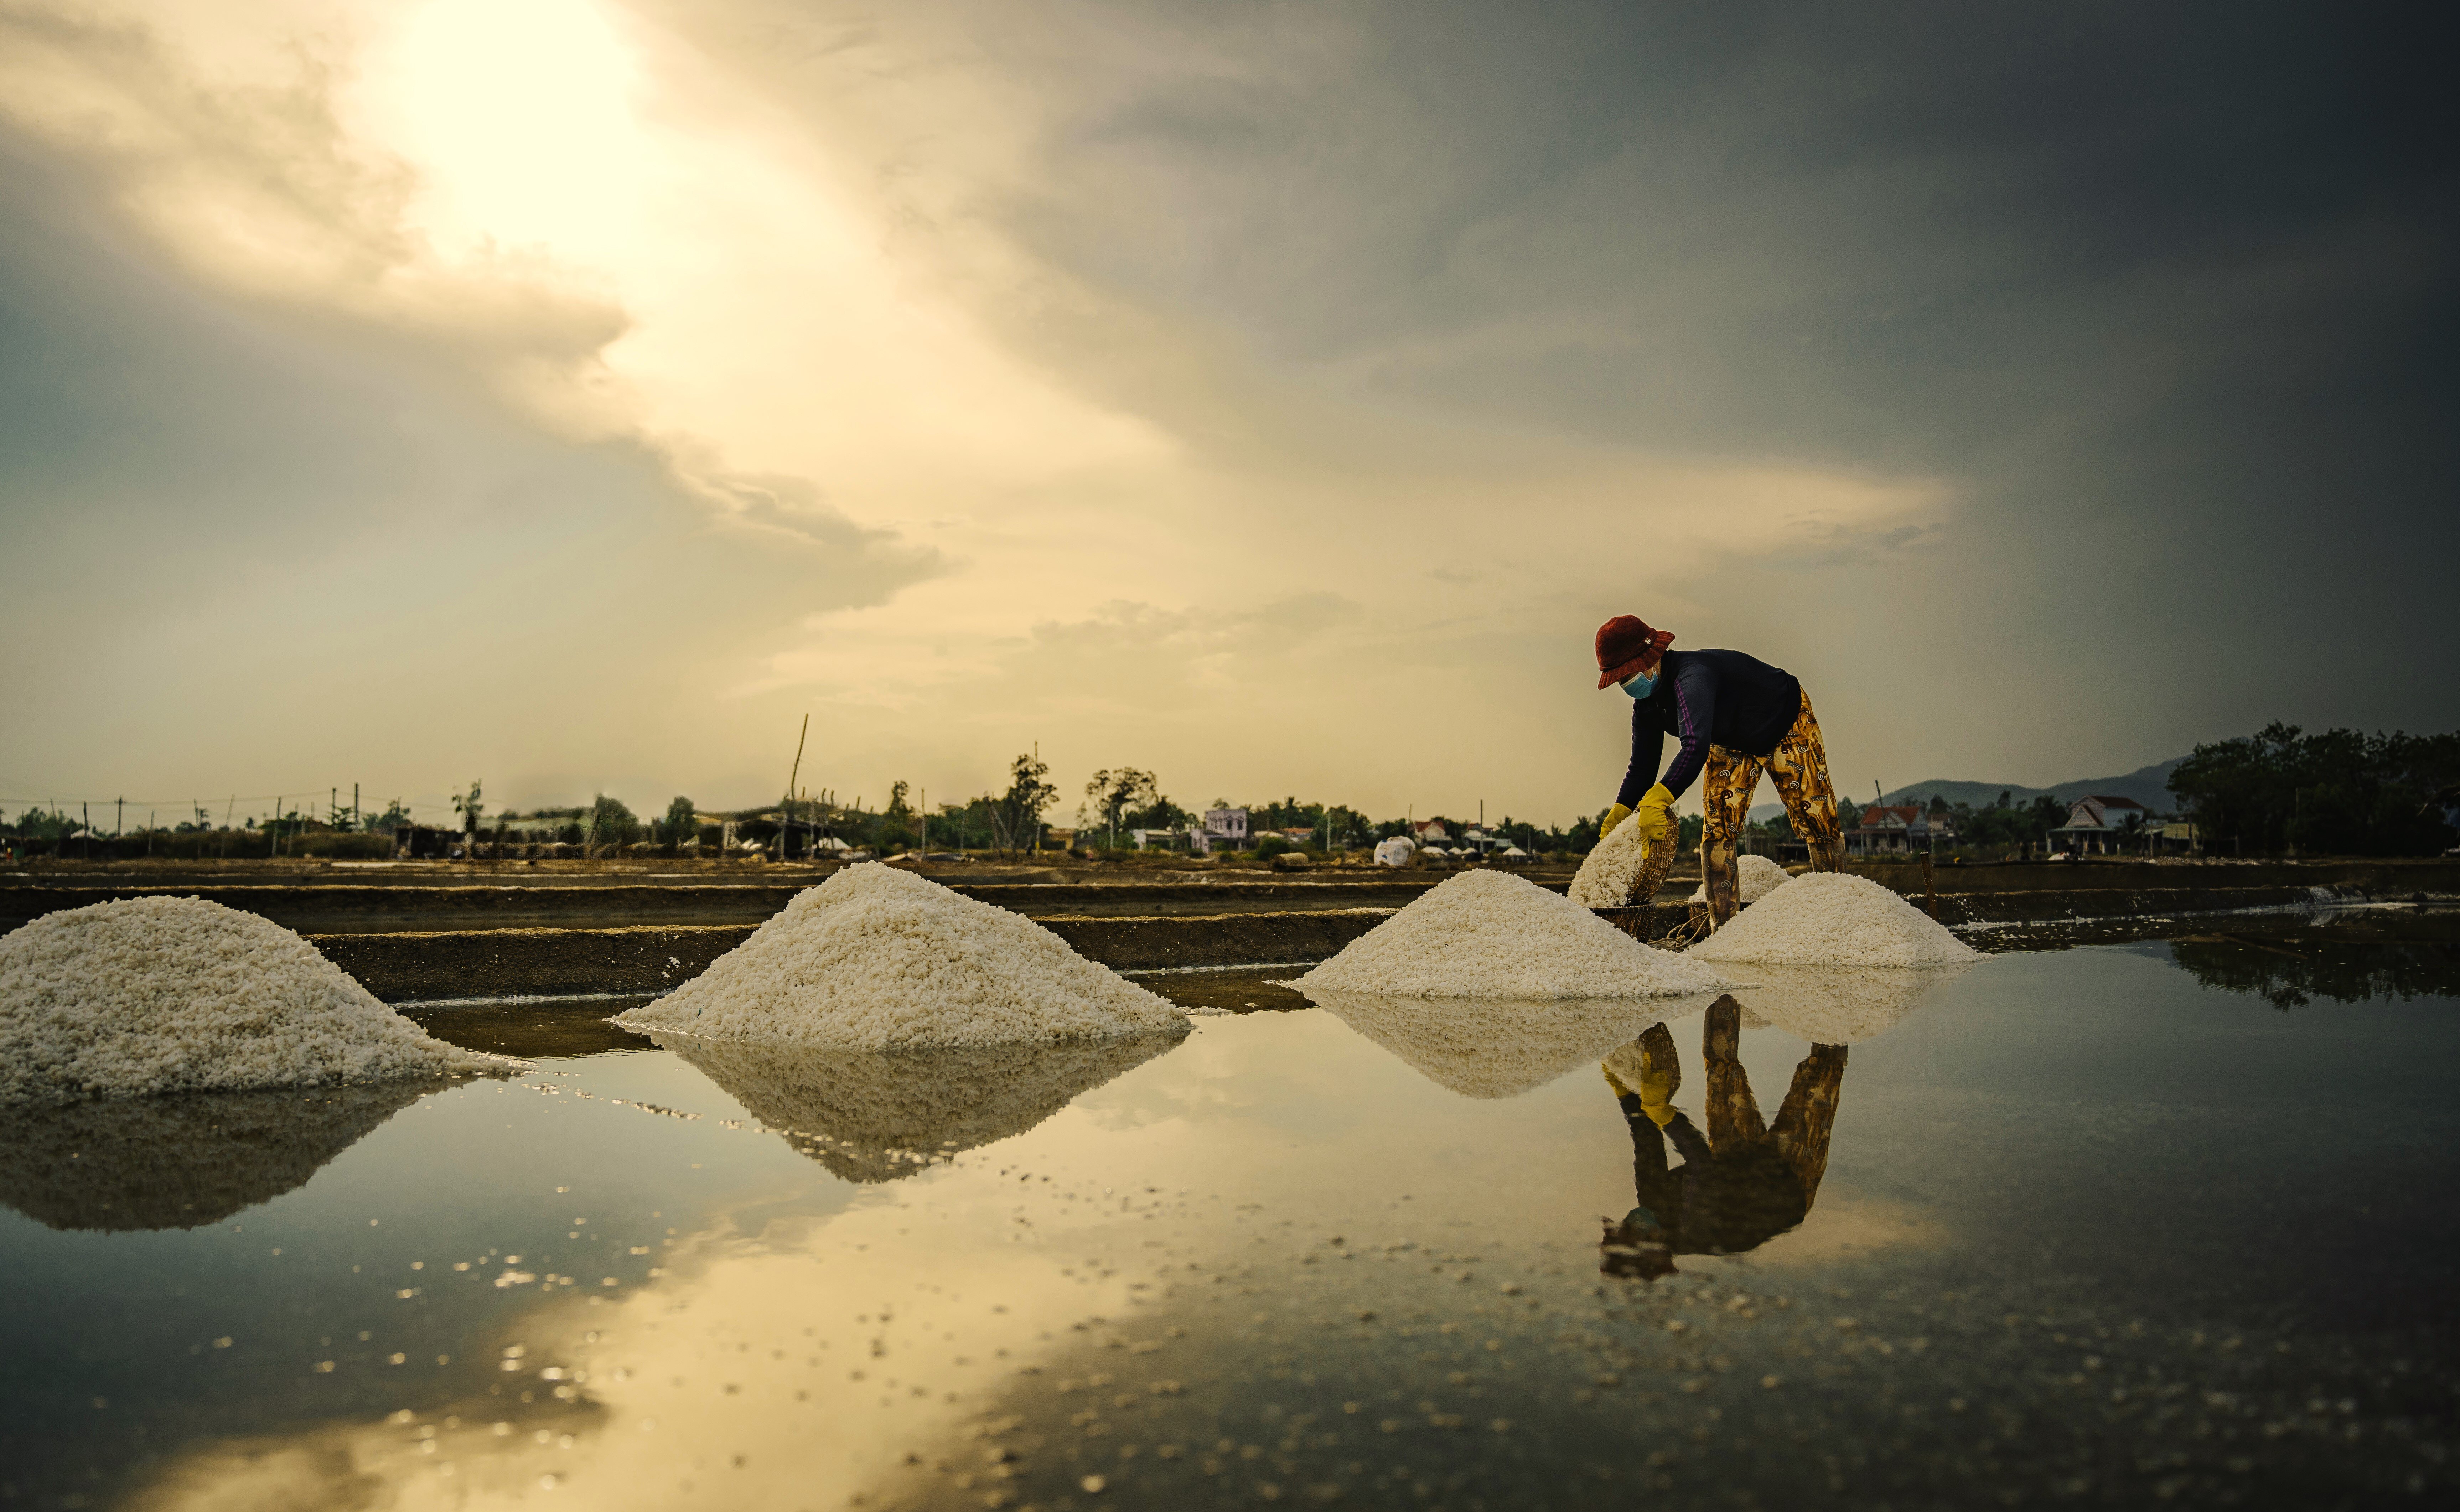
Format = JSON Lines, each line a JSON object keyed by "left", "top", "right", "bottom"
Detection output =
{"left": 1631, "top": 783, "right": 1675, "bottom": 843}
{"left": 1601, "top": 802, "right": 1633, "bottom": 837}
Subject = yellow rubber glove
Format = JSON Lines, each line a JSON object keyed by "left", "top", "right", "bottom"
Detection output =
{"left": 1631, "top": 783, "right": 1675, "bottom": 844}
{"left": 1600, "top": 802, "right": 1633, "bottom": 838}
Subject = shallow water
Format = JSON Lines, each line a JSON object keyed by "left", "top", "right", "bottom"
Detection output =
{"left": 2, "top": 939, "right": 2454, "bottom": 1510}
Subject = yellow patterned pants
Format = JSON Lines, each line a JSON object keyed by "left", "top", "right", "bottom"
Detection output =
{"left": 1701, "top": 691, "right": 1843, "bottom": 926}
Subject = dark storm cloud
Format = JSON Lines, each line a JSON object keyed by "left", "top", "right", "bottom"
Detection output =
{"left": 985, "top": 0, "right": 2458, "bottom": 750}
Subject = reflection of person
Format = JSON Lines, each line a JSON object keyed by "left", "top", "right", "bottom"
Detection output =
{"left": 1598, "top": 996, "right": 1847, "bottom": 1279}
{"left": 1590, "top": 614, "right": 1847, "bottom": 926}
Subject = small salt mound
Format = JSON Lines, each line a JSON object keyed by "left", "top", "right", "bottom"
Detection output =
{"left": 656, "top": 1034, "right": 1178, "bottom": 1182}
{"left": 1687, "top": 872, "right": 1978, "bottom": 967}
{"left": 1689, "top": 854, "right": 1793, "bottom": 904}
{"left": 1301, "top": 986, "right": 1721, "bottom": 1099}
{"left": 1566, "top": 815, "right": 1674, "bottom": 908}
{"left": 1296, "top": 870, "right": 1729, "bottom": 999}
{"left": 0, "top": 898, "right": 520, "bottom": 1106}
{"left": 614, "top": 863, "right": 1190, "bottom": 1048}
{"left": 1717, "top": 961, "right": 1977, "bottom": 1044}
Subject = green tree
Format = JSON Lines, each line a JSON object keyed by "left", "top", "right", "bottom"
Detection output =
{"left": 585, "top": 794, "right": 640, "bottom": 856}
{"left": 1084, "top": 768, "right": 1160, "bottom": 848}
{"left": 452, "top": 780, "right": 484, "bottom": 839}
{"left": 2169, "top": 723, "right": 2460, "bottom": 856}
{"left": 995, "top": 751, "right": 1060, "bottom": 856}
{"left": 663, "top": 796, "right": 697, "bottom": 848}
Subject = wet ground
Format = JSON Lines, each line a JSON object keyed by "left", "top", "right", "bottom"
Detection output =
{"left": 1, "top": 916, "right": 2453, "bottom": 1510}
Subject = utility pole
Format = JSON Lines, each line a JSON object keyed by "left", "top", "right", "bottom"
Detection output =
{"left": 785, "top": 714, "right": 809, "bottom": 863}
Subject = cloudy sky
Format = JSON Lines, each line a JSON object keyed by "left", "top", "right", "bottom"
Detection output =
{"left": 1, "top": 0, "right": 2451, "bottom": 828}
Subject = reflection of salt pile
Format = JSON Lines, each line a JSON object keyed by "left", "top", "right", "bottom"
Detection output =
{"left": 0, "top": 1081, "right": 437, "bottom": 1231}
{"left": 1689, "top": 854, "right": 1793, "bottom": 904}
{"left": 0, "top": 898, "right": 519, "bottom": 1105}
{"left": 1301, "top": 986, "right": 1720, "bottom": 1098}
{"left": 1567, "top": 816, "right": 1677, "bottom": 908}
{"left": 658, "top": 1033, "right": 1179, "bottom": 1182}
{"left": 615, "top": 864, "right": 1188, "bottom": 1048}
{"left": 1688, "top": 873, "right": 1978, "bottom": 967}
{"left": 1299, "top": 871, "right": 1727, "bottom": 998}
{"left": 1718, "top": 961, "right": 1977, "bottom": 1043}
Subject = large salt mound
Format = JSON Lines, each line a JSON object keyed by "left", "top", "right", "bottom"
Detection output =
{"left": 0, "top": 898, "right": 520, "bottom": 1105}
{"left": 1296, "top": 870, "right": 1729, "bottom": 999}
{"left": 656, "top": 1033, "right": 1179, "bottom": 1182}
{"left": 613, "top": 863, "right": 1190, "bottom": 1049}
{"left": 1718, "top": 961, "right": 1978, "bottom": 1044}
{"left": 1687, "top": 872, "right": 1978, "bottom": 967}
{"left": 1689, "top": 854, "right": 1793, "bottom": 904}
{"left": 1301, "top": 986, "right": 1720, "bottom": 1099}
{"left": 1567, "top": 815, "right": 1675, "bottom": 908}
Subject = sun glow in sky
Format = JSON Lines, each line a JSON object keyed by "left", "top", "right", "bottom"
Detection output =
{"left": 1, "top": 0, "right": 2446, "bottom": 823}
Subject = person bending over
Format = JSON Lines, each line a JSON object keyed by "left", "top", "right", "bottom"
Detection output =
{"left": 1591, "top": 613, "right": 1846, "bottom": 927}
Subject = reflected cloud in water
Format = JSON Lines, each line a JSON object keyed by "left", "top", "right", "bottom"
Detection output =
{"left": 0, "top": 1081, "right": 440, "bottom": 1232}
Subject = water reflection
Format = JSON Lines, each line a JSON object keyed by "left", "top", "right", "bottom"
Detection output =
{"left": 0, "top": 1082, "right": 436, "bottom": 1231}
{"left": 1701, "top": 960, "right": 1977, "bottom": 1044}
{"left": 1599, "top": 996, "right": 1845, "bottom": 1277}
{"left": 650, "top": 1032, "right": 1184, "bottom": 1181}
{"left": 2170, "top": 930, "right": 2460, "bottom": 1008}
{"left": 1295, "top": 988, "right": 1723, "bottom": 1098}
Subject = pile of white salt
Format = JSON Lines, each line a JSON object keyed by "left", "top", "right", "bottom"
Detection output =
{"left": 1296, "top": 870, "right": 1729, "bottom": 999}
{"left": 1689, "top": 854, "right": 1794, "bottom": 904}
{"left": 1687, "top": 872, "right": 1977, "bottom": 968}
{"left": 0, "top": 897, "right": 519, "bottom": 1105}
{"left": 1566, "top": 814, "right": 1668, "bottom": 909}
{"left": 614, "top": 863, "right": 1191, "bottom": 1049}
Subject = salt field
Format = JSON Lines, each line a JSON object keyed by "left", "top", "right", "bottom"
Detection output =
{"left": 1, "top": 906, "right": 2453, "bottom": 1511}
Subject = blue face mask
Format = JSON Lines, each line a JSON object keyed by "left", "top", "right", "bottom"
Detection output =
{"left": 1620, "top": 668, "right": 1657, "bottom": 699}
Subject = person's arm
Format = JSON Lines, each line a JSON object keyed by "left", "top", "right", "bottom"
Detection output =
{"left": 1654, "top": 660, "right": 1719, "bottom": 801}
{"left": 1614, "top": 700, "right": 1666, "bottom": 809}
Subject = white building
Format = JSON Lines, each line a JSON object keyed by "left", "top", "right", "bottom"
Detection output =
{"left": 2050, "top": 795, "right": 2156, "bottom": 855}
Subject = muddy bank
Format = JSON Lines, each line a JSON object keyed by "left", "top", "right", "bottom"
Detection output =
{"left": 0, "top": 877, "right": 1492, "bottom": 932}
{"left": 313, "top": 909, "right": 1402, "bottom": 1002}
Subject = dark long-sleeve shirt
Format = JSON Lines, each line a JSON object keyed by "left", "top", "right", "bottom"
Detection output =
{"left": 1616, "top": 648, "right": 1803, "bottom": 805}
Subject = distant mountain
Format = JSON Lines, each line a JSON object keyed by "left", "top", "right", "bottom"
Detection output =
{"left": 1746, "top": 757, "right": 2186, "bottom": 823}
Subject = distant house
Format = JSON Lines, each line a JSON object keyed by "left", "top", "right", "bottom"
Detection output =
{"left": 1845, "top": 804, "right": 1954, "bottom": 856}
{"left": 2050, "top": 795, "right": 2155, "bottom": 855}
{"left": 1412, "top": 820, "right": 1449, "bottom": 843}
{"left": 1204, "top": 808, "right": 1249, "bottom": 842}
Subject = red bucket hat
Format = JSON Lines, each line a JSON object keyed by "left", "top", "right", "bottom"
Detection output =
{"left": 1595, "top": 615, "right": 1674, "bottom": 689}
